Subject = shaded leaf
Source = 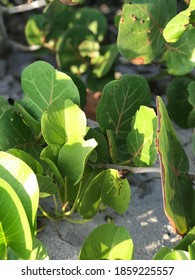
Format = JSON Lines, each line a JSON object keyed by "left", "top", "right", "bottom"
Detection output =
{"left": 56, "top": 26, "right": 99, "bottom": 74}
{"left": 92, "top": 44, "right": 118, "bottom": 78}
{"left": 164, "top": 27, "right": 195, "bottom": 75}
{"left": 79, "top": 169, "right": 130, "bottom": 219}
{"left": 57, "top": 138, "right": 97, "bottom": 184}
{"left": 79, "top": 224, "right": 134, "bottom": 260}
{"left": 72, "top": 7, "right": 107, "bottom": 42}
{"left": 187, "top": 81, "right": 195, "bottom": 127}
{"left": 36, "top": 175, "right": 59, "bottom": 198}
{"left": 156, "top": 96, "right": 193, "bottom": 235}
{"left": 96, "top": 75, "right": 151, "bottom": 139}
{"left": 127, "top": 106, "right": 157, "bottom": 167}
{"left": 40, "top": 145, "right": 64, "bottom": 187}
{"left": 0, "top": 107, "right": 35, "bottom": 151}
{"left": 166, "top": 77, "right": 193, "bottom": 128}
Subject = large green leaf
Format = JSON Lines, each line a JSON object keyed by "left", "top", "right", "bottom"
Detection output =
{"left": 166, "top": 77, "right": 193, "bottom": 128}
{"left": 79, "top": 169, "right": 130, "bottom": 219}
{"left": 164, "top": 27, "right": 195, "bottom": 75}
{"left": 127, "top": 106, "right": 157, "bottom": 167}
{"left": 0, "top": 152, "right": 39, "bottom": 234}
{"left": 41, "top": 99, "right": 87, "bottom": 145}
{"left": 57, "top": 138, "right": 97, "bottom": 184}
{"left": 156, "top": 96, "right": 193, "bottom": 235}
{"left": 79, "top": 224, "right": 134, "bottom": 260}
{"left": 0, "top": 107, "right": 35, "bottom": 151}
{"left": 0, "top": 178, "right": 32, "bottom": 259}
{"left": 21, "top": 61, "right": 80, "bottom": 122}
{"left": 117, "top": 0, "right": 177, "bottom": 64}
{"left": 96, "top": 75, "right": 151, "bottom": 139}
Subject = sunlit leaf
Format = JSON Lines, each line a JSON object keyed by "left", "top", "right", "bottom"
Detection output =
{"left": 127, "top": 106, "right": 157, "bottom": 167}
{"left": 79, "top": 224, "right": 134, "bottom": 260}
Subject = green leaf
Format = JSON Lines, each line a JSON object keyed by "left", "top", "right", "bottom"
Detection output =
{"left": 164, "top": 27, "right": 195, "bottom": 75}
{"left": 8, "top": 148, "right": 43, "bottom": 175}
{"left": 25, "top": 14, "right": 50, "bottom": 45}
{"left": 14, "top": 101, "right": 41, "bottom": 136}
{"left": 0, "top": 152, "right": 39, "bottom": 234}
{"left": 96, "top": 75, "right": 151, "bottom": 139}
{"left": 56, "top": 26, "right": 99, "bottom": 74}
{"left": 117, "top": 0, "right": 177, "bottom": 64}
{"left": 153, "top": 247, "right": 171, "bottom": 260}
{"left": 79, "top": 224, "right": 134, "bottom": 260}
{"left": 189, "top": 241, "right": 195, "bottom": 260}
{"left": 0, "top": 107, "right": 35, "bottom": 151}
{"left": 21, "top": 61, "right": 80, "bottom": 122}
{"left": 79, "top": 169, "right": 130, "bottom": 219}
{"left": 166, "top": 77, "right": 193, "bottom": 128}
{"left": 0, "top": 178, "right": 32, "bottom": 259}
{"left": 156, "top": 96, "right": 193, "bottom": 235}
{"left": 42, "top": 99, "right": 87, "bottom": 145}
{"left": 40, "top": 145, "right": 64, "bottom": 187}
{"left": 57, "top": 138, "right": 97, "bottom": 184}
{"left": 85, "top": 127, "right": 110, "bottom": 162}
{"left": 92, "top": 44, "right": 118, "bottom": 78}
{"left": 163, "top": 10, "right": 191, "bottom": 43}
{"left": 163, "top": 250, "right": 190, "bottom": 260}
{"left": 187, "top": 81, "right": 195, "bottom": 127}
{"left": 72, "top": 7, "right": 107, "bottom": 42}
{"left": 174, "top": 226, "right": 195, "bottom": 251}
{"left": 127, "top": 106, "right": 157, "bottom": 167}
{"left": 36, "top": 174, "right": 59, "bottom": 198}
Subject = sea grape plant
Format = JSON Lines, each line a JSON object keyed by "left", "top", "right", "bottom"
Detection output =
{"left": 0, "top": 60, "right": 194, "bottom": 260}
{"left": 0, "top": 0, "right": 195, "bottom": 260}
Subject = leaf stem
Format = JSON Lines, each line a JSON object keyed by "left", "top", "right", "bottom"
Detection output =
{"left": 4, "top": 0, "right": 46, "bottom": 14}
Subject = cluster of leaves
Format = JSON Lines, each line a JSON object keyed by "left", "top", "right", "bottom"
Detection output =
{"left": 25, "top": 0, "right": 118, "bottom": 91}
{"left": 0, "top": 60, "right": 195, "bottom": 259}
{"left": 0, "top": 0, "right": 195, "bottom": 260}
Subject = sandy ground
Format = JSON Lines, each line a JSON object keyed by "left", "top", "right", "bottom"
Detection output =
{"left": 38, "top": 125, "right": 194, "bottom": 260}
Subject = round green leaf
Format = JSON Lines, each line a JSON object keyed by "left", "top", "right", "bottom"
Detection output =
{"left": 117, "top": 1, "right": 177, "bottom": 64}
{"left": 79, "top": 224, "right": 134, "bottom": 260}
{"left": 21, "top": 61, "right": 80, "bottom": 122}
{"left": 0, "top": 178, "right": 32, "bottom": 259}
{"left": 96, "top": 75, "right": 151, "bottom": 139}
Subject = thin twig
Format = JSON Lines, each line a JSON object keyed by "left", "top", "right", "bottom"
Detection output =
{"left": 4, "top": 0, "right": 46, "bottom": 14}
{"left": 90, "top": 163, "right": 161, "bottom": 174}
